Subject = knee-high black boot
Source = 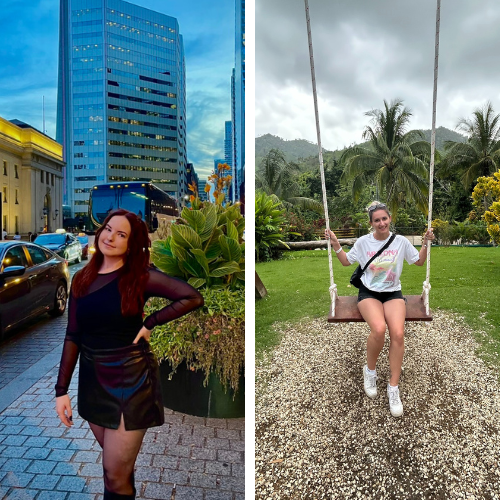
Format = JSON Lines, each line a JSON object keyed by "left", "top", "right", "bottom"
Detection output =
{"left": 103, "top": 488, "right": 135, "bottom": 500}
{"left": 103, "top": 471, "right": 136, "bottom": 499}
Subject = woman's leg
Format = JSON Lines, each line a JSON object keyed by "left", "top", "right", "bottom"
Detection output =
{"left": 383, "top": 299, "right": 406, "bottom": 386}
{"left": 357, "top": 298, "right": 387, "bottom": 370}
{"left": 89, "top": 422, "right": 105, "bottom": 448}
{"left": 99, "top": 415, "right": 146, "bottom": 496}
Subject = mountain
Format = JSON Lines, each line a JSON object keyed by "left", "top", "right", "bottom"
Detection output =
{"left": 255, "top": 127, "right": 466, "bottom": 168}
{"left": 418, "top": 126, "right": 466, "bottom": 151}
{"left": 255, "top": 134, "right": 326, "bottom": 164}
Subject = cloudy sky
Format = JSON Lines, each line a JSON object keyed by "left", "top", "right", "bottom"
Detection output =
{"left": 0, "top": 0, "right": 234, "bottom": 179}
{"left": 255, "top": 0, "right": 500, "bottom": 151}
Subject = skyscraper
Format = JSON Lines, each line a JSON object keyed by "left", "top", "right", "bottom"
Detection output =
{"left": 232, "top": 0, "right": 245, "bottom": 203}
{"left": 57, "top": 0, "right": 186, "bottom": 222}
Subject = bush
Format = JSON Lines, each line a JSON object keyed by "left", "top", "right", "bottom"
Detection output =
{"left": 255, "top": 191, "right": 289, "bottom": 261}
{"left": 430, "top": 218, "right": 491, "bottom": 246}
{"left": 285, "top": 211, "right": 325, "bottom": 242}
{"left": 147, "top": 288, "right": 244, "bottom": 393}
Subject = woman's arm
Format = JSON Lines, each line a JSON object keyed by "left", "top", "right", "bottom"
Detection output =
{"left": 142, "top": 268, "right": 204, "bottom": 329}
{"left": 55, "top": 291, "right": 81, "bottom": 397}
{"left": 55, "top": 290, "right": 81, "bottom": 428}
{"left": 325, "top": 229, "right": 352, "bottom": 267}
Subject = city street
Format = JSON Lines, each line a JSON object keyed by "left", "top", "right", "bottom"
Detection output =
{"left": 0, "top": 262, "right": 245, "bottom": 500}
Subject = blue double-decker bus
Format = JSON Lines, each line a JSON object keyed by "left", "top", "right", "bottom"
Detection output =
{"left": 88, "top": 182, "right": 178, "bottom": 232}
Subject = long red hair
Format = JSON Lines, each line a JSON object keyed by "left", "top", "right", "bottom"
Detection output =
{"left": 71, "top": 209, "right": 151, "bottom": 316}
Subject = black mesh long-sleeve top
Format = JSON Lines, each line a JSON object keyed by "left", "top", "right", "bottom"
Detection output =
{"left": 55, "top": 267, "right": 204, "bottom": 397}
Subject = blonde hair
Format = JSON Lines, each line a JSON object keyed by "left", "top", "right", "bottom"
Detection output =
{"left": 367, "top": 201, "right": 390, "bottom": 222}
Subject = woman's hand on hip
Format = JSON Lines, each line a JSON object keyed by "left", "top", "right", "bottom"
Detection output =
{"left": 56, "top": 394, "right": 73, "bottom": 427}
{"left": 133, "top": 326, "right": 152, "bottom": 344}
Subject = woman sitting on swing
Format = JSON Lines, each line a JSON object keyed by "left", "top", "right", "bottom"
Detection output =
{"left": 325, "top": 201, "right": 435, "bottom": 417}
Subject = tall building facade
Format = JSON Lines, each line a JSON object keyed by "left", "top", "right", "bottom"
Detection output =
{"left": 233, "top": 0, "right": 245, "bottom": 203}
{"left": 57, "top": 0, "right": 186, "bottom": 221}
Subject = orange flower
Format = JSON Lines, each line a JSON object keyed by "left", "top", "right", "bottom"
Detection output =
{"left": 190, "top": 195, "right": 195, "bottom": 202}
{"left": 204, "top": 184, "right": 211, "bottom": 193}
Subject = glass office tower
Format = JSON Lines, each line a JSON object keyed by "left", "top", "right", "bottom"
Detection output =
{"left": 233, "top": 0, "right": 245, "bottom": 202}
{"left": 57, "top": 0, "right": 186, "bottom": 221}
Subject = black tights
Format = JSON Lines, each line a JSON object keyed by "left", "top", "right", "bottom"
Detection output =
{"left": 89, "top": 415, "right": 146, "bottom": 498}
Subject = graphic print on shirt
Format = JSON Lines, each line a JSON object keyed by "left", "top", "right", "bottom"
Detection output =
{"left": 366, "top": 249, "right": 399, "bottom": 290}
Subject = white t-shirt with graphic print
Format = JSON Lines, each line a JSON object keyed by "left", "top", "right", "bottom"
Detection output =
{"left": 346, "top": 232, "right": 419, "bottom": 292}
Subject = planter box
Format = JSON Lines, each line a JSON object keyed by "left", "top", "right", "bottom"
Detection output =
{"left": 159, "top": 361, "right": 245, "bottom": 418}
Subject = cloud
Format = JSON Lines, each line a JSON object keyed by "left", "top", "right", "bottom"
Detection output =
{"left": 256, "top": 0, "right": 500, "bottom": 149}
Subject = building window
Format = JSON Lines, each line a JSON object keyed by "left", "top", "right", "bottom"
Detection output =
{"left": 14, "top": 164, "right": 19, "bottom": 179}
{"left": 15, "top": 216, "right": 19, "bottom": 233}
{"left": 3, "top": 161, "right": 7, "bottom": 176}
{"left": 15, "top": 189, "right": 19, "bottom": 204}
{"left": 51, "top": 174, "right": 55, "bottom": 186}
{"left": 3, "top": 215, "right": 7, "bottom": 232}
{"left": 46, "top": 172, "right": 50, "bottom": 184}
{"left": 3, "top": 187, "right": 7, "bottom": 203}
{"left": 41, "top": 171, "right": 44, "bottom": 183}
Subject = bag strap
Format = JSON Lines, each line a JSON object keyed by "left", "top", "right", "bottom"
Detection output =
{"left": 360, "top": 233, "right": 396, "bottom": 275}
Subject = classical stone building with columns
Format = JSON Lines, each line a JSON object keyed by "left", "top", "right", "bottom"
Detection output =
{"left": 0, "top": 117, "right": 64, "bottom": 237}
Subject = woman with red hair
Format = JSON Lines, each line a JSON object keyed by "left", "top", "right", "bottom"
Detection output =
{"left": 55, "top": 209, "right": 203, "bottom": 499}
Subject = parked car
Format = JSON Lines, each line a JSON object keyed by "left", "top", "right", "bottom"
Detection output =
{"left": 76, "top": 233, "right": 89, "bottom": 260}
{"left": 34, "top": 232, "right": 82, "bottom": 264}
{"left": 0, "top": 241, "right": 70, "bottom": 339}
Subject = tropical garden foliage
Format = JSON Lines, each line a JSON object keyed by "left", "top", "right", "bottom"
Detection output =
{"left": 255, "top": 99, "right": 500, "bottom": 257}
{"left": 472, "top": 171, "right": 500, "bottom": 244}
{"left": 149, "top": 163, "right": 245, "bottom": 392}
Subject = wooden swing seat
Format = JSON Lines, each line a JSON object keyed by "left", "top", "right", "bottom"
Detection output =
{"left": 328, "top": 295, "right": 433, "bottom": 323}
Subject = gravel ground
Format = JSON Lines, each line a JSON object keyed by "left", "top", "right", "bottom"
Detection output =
{"left": 255, "top": 310, "right": 500, "bottom": 499}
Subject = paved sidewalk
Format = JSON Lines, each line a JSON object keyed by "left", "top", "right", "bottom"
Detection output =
{"left": 0, "top": 315, "right": 245, "bottom": 500}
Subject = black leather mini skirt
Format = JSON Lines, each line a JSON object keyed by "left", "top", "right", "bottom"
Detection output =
{"left": 78, "top": 341, "right": 165, "bottom": 430}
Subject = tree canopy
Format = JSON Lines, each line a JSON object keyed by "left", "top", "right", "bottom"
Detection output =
{"left": 340, "top": 99, "right": 431, "bottom": 220}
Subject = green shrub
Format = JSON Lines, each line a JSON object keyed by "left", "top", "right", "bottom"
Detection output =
{"left": 255, "top": 191, "right": 289, "bottom": 261}
{"left": 147, "top": 288, "right": 245, "bottom": 393}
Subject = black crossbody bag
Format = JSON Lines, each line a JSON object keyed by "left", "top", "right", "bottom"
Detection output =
{"left": 349, "top": 234, "right": 396, "bottom": 288}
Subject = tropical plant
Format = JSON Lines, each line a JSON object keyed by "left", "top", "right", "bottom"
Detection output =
{"left": 255, "top": 148, "right": 323, "bottom": 213}
{"left": 151, "top": 167, "right": 244, "bottom": 290}
{"left": 255, "top": 191, "right": 289, "bottom": 261}
{"left": 148, "top": 167, "right": 245, "bottom": 396}
{"left": 340, "top": 99, "right": 431, "bottom": 220}
{"left": 472, "top": 171, "right": 500, "bottom": 244}
{"left": 439, "top": 102, "right": 500, "bottom": 188}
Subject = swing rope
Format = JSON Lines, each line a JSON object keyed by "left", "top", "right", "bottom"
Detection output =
{"left": 423, "top": 0, "right": 441, "bottom": 316}
{"left": 303, "top": 0, "right": 441, "bottom": 318}
{"left": 304, "top": 0, "right": 337, "bottom": 310}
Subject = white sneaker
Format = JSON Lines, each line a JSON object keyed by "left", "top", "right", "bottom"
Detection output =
{"left": 363, "top": 365, "right": 377, "bottom": 399}
{"left": 387, "top": 385, "right": 403, "bottom": 417}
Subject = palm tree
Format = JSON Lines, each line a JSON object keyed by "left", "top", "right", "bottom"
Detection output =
{"left": 438, "top": 102, "right": 500, "bottom": 188}
{"left": 255, "top": 148, "right": 323, "bottom": 213}
{"left": 341, "top": 99, "right": 430, "bottom": 219}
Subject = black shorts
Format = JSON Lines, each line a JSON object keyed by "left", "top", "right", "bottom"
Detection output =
{"left": 357, "top": 282, "right": 406, "bottom": 304}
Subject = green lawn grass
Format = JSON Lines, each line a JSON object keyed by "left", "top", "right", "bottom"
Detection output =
{"left": 256, "top": 246, "right": 500, "bottom": 363}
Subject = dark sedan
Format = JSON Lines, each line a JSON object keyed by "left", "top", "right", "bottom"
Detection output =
{"left": 34, "top": 232, "right": 82, "bottom": 264}
{"left": 0, "top": 241, "right": 70, "bottom": 340}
